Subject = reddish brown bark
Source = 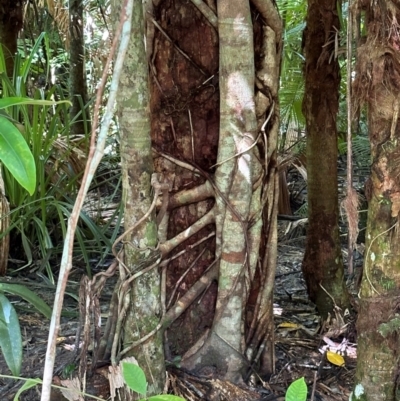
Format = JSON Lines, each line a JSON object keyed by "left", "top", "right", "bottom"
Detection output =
{"left": 301, "top": 0, "right": 350, "bottom": 317}
{"left": 352, "top": 1, "right": 400, "bottom": 399}
{"left": 150, "top": 0, "right": 219, "bottom": 356}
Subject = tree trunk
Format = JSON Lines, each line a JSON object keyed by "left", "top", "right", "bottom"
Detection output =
{"left": 301, "top": 0, "right": 350, "bottom": 318}
{"left": 69, "top": 0, "right": 89, "bottom": 137}
{"left": 351, "top": 1, "right": 400, "bottom": 399}
{"left": 149, "top": 0, "right": 281, "bottom": 383}
{"left": 0, "top": 0, "right": 23, "bottom": 76}
{"left": 180, "top": 0, "right": 260, "bottom": 382}
{"left": 0, "top": 0, "right": 23, "bottom": 274}
{"left": 114, "top": 0, "right": 165, "bottom": 397}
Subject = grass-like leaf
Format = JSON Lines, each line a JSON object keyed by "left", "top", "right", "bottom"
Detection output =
{"left": 0, "top": 283, "right": 52, "bottom": 319}
{"left": 0, "top": 33, "right": 113, "bottom": 279}
{"left": 0, "top": 97, "right": 70, "bottom": 109}
{"left": 13, "top": 378, "right": 42, "bottom": 401}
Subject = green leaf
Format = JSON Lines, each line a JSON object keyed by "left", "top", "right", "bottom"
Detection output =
{"left": 20, "top": 231, "right": 33, "bottom": 267}
{"left": 0, "top": 293, "right": 22, "bottom": 376}
{"left": 13, "top": 378, "right": 42, "bottom": 401}
{"left": 0, "top": 115, "right": 36, "bottom": 194}
{"left": 0, "top": 97, "right": 70, "bottom": 109}
{"left": 144, "top": 396, "right": 187, "bottom": 401}
{"left": 0, "top": 283, "right": 52, "bottom": 319}
{"left": 285, "top": 377, "right": 307, "bottom": 401}
{"left": 122, "top": 362, "right": 147, "bottom": 395}
{"left": 20, "top": 32, "right": 46, "bottom": 82}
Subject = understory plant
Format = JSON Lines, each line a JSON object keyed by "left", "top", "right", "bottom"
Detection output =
{"left": 2, "top": 362, "right": 186, "bottom": 400}
{"left": 0, "top": 33, "right": 117, "bottom": 280}
{"left": 122, "top": 362, "right": 185, "bottom": 401}
{"left": 0, "top": 282, "right": 51, "bottom": 376}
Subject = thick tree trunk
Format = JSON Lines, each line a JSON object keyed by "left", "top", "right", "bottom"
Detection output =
{"left": 69, "top": 0, "right": 89, "bottom": 137}
{"left": 351, "top": 1, "right": 400, "bottom": 399}
{"left": 148, "top": 0, "right": 281, "bottom": 385}
{"left": 0, "top": 0, "right": 23, "bottom": 76}
{"left": 114, "top": 0, "right": 165, "bottom": 397}
{"left": 301, "top": 0, "right": 350, "bottom": 318}
{"left": 149, "top": 0, "right": 220, "bottom": 366}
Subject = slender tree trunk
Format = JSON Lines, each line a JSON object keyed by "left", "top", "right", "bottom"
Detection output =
{"left": 69, "top": 0, "right": 89, "bottom": 137}
{"left": 114, "top": 0, "right": 165, "bottom": 397}
{"left": 301, "top": 0, "right": 350, "bottom": 317}
{"left": 0, "top": 0, "right": 23, "bottom": 76}
{"left": 351, "top": 1, "right": 400, "bottom": 399}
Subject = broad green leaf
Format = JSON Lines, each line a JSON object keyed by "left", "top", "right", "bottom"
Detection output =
{"left": 145, "top": 396, "right": 187, "bottom": 401}
{"left": 0, "top": 293, "right": 22, "bottom": 376}
{"left": 285, "top": 377, "right": 307, "bottom": 401}
{"left": 122, "top": 362, "right": 147, "bottom": 395}
{"left": 0, "top": 97, "right": 70, "bottom": 109}
{"left": 0, "top": 115, "right": 36, "bottom": 194}
{"left": 13, "top": 378, "right": 42, "bottom": 401}
{"left": 0, "top": 283, "right": 52, "bottom": 319}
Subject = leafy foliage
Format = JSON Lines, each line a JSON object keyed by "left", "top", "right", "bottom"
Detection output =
{"left": 0, "top": 34, "right": 118, "bottom": 279}
{"left": 0, "top": 293, "right": 22, "bottom": 376}
{"left": 122, "top": 362, "right": 186, "bottom": 401}
{"left": 0, "top": 110, "right": 35, "bottom": 194}
{"left": 12, "top": 378, "right": 42, "bottom": 401}
{"left": 277, "top": 0, "right": 306, "bottom": 150}
{"left": 378, "top": 317, "right": 400, "bottom": 338}
{"left": 0, "top": 282, "right": 51, "bottom": 375}
{"left": 0, "top": 283, "right": 52, "bottom": 319}
{"left": 3, "top": 363, "right": 187, "bottom": 401}
{"left": 338, "top": 134, "right": 370, "bottom": 176}
{"left": 122, "top": 361, "right": 147, "bottom": 395}
{"left": 285, "top": 377, "right": 307, "bottom": 401}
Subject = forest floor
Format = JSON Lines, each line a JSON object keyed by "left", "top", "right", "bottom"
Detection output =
{"left": 0, "top": 226, "right": 361, "bottom": 401}
{"left": 269, "top": 236, "right": 359, "bottom": 401}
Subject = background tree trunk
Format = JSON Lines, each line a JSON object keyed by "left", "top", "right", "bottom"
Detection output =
{"left": 301, "top": 0, "right": 350, "bottom": 318}
{"left": 0, "top": 0, "right": 24, "bottom": 77}
{"left": 0, "top": 0, "right": 23, "bottom": 275}
{"left": 352, "top": 1, "right": 400, "bottom": 399}
{"left": 69, "top": 0, "right": 89, "bottom": 137}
